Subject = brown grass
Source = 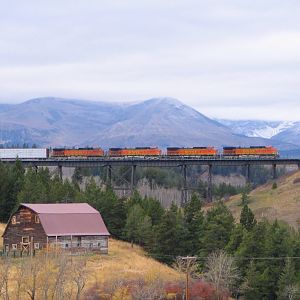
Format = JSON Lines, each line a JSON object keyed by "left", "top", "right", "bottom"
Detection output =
{"left": 224, "top": 170, "right": 300, "bottom": 229}
{"left": 86, "top": 238, "right": 181, "bottom": 287}
{"left": 0, "top": 223, "right": 181, "bottom": 293}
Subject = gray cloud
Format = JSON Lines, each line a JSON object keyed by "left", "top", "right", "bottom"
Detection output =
{"left": 0, "top": 0, "right": 300, "bottom": 120}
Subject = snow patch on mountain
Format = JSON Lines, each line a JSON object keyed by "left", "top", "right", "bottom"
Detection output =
{"left": 217, "top": 120, "right": 295, "bottom": 139}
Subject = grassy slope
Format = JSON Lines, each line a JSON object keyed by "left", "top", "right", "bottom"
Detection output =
{"left": 225, "top": 170, "right": 300, "bottom": 228}
{"left": 87, "top": 239, "right": 181, "bottom": 285}
{"left": 0, "top": 223, "right": 180, "bottom": 286}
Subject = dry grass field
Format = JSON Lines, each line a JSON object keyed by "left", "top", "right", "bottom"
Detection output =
{"left": 0, "top": 223, "right": 182, "bottom": 298}
{"left": 86, "top": 238, "right": 181, "bottom": 285}
{"left": 225, "top": 170, "right": 300, "bottom": 229}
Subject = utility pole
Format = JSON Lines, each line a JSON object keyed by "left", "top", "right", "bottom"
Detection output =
{"left": 179, "top": 256, "right": 197, "bottom": 300}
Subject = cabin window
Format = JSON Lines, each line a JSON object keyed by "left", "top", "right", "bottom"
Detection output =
{"left": 34, "top": 243, "right": 39, "bottom": 249}
{"left": 65, "top": 243, "right": 69, "bottom": 248}
{"left": 22, "top": 236, "right": 29, "bottom": 244}
{"left": 4, "top": 245, "right": 9, "bottom": 252}
{"left": 11, "top": 216, "right": 17, "bottom": 225}
{"left": 35, "top": 215, "right": 40, "bottom": 223}
{"left": 12, "top": 244, "right": 17, "bottom": 250}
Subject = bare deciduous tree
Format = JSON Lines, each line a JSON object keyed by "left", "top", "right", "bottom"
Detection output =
{"left": 71, "top": 257, "right": 88, "bottom": 300}
{"left": 51, "top": 252, "right": 72, "bottom": 300}
{"left": 0, "top": 257, "right": 11, "bottom": 300}
{"left": 131, "top": 277, "right": 165, "bottom": 300}
{"left": 24, "top": 257, "right": 44, "bottom": 300}
{"left": 284, "top": 284, "right": 300, "bottom": 300}
{"left": 204, "top": 250, "right": 239, "bottom": 300}
{"left": 14, "top": 259, "right": 27, "bottom": 300}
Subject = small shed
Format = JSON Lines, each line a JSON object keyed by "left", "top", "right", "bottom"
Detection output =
{"left": 2, "top": 203, "right": 110, "bottom": 254}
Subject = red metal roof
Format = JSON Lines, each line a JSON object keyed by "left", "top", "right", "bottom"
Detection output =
{"left": 20, "top": 203, "right": 110, "bottom": 237}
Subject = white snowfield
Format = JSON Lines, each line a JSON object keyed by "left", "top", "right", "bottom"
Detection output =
{"left": 0, "top": 148, "right": 48, "bottom": 159}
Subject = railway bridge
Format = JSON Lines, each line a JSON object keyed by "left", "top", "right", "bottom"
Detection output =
{"left": 1, "top": 157, "right": 300, "bottom": 204}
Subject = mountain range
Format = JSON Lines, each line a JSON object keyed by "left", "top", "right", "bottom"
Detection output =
{"left": 0, "top": 97, "right": 299, "bottom": 154}
{"left": 217, "top": 119, "right": 300, "bottom": 148}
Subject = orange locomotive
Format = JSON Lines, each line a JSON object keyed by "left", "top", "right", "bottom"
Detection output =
{"left": 222, "top": 146, "right": 278, "bottom": 157}
{"left": 52, "top": 147, "right": 104, "bottom": 157}
{"left": 109, "top": 147, "right": 162, "bottom": 156}
{"left": 167, "top": 147, "right": 218, "bottom": 156}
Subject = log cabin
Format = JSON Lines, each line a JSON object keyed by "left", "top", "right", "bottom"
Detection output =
{"left": 2, "top": 203, "right": 110, "bottom": 254}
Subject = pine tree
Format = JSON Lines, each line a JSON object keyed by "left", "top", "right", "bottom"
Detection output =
{"left": 225, "top": 224, "right": 246, "bottom": 254}
{"left": 152, "top": 203, "right": 188, "bottom": 264}
{"left": 240, "top": 205, "right": 256, "bottom": 231}
{"left": 243, "top": 262, "right": 271, "bottom": 300}
{"left": 277, "top": 258, "right": 297, "bottom": 300}
{"left": 199, "top": 202, "right": 234, "bottom": 258}
{"left": 264, "top": 221, "right": 294, "bottom": 298}
{"left": 183, "top": 193, "right": 204, "bottom": 255}
{"left": 140, "top": 196, "right": 164, "bottom": 226}
{"left": 124, "top": 204, "right": 147, "bottom": 246}
{"left": 241, "top": 190, "right": 249, "bottom": 205}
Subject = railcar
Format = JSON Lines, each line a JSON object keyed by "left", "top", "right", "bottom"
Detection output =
{"left": 108, "top": 147, "right": 162, "bottom": 157}
{"left": 222, "top": 146, "right": 278, "bottom": 157}
{"left": 167, "top": 147, "right": 218, "bottom": 156}
{"left": 0, "top": 148, "right": 48, "bottom": 159}
{"left": 51, "top": 147, "right": 104, "bottom": 157}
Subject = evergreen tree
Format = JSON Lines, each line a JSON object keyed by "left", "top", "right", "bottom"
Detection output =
{"left": 263, "top": 221, "right": 294, "bottom": 298}
{"left": 277, "top": 258, "right": 297, "bottom": 300}
{"left": 125, "top": 204, "right": 145, "bottom": 245}
{"left": 17, "top": 167, "right": 49, "bottom": 204}
{"left": 183, "top": 193, "right": 204, "bottom": 255}
{"left": 243, "top": 262, "right": 271, "bottom": 300}
{"left": 140, "top": 196, "right": 164, "bottom": 226}
{"left": 241, "top": 190, "right": 250, "bottom": 205}
{"left": 152, "top": 203, "right": 188, "bottom": 264}
{"left": 225, "top": 224, "right": 246, "bottom": 254}
{"left": 199, "top": 202, "right": 234, "bottom": 258}
{"left": 235, "top": 221, "right": 269, "bottom": 277}
{"left": 240, "top": 205, "right": 257, "bottom": 231}
{"left": 0, "top": 161, "right": 24, "bottom": 221}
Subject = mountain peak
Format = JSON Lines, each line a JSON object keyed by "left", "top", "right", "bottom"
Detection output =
{"left": 144, "top": 97, "right": 184, "bottom": 107}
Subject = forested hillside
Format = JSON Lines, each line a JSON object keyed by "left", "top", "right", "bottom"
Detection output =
{"left": 0, "top": 162, "right": 300, "bottom": 299}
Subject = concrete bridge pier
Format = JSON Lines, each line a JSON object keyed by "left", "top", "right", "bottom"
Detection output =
{"left": 273, "top": 164, "right": 277, "bottom": 180}
{"left": 246, "top": 164, "right": 251, "bottom": 184}
{"left": 106, "top": 165, "right": 112, "bottom": 187}
{"left": 207, "top": 164, "right": 213, "bottom": 202}
{"left": 181, "top": 164, "right": 188, "bottom": 206}
{"left": 130, "top": 165, "right": 136, "bottom": 194}
{"left": 58, "top": 165, "right": 63, "bottom": 180}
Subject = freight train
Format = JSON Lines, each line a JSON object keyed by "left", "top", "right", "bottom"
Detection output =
{"left": 0, "top": 146, "right": 279, "bottom": 159}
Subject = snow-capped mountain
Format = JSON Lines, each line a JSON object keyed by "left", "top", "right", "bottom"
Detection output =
{"left": 217, "top": 120, "right": 295, "bottom": 139}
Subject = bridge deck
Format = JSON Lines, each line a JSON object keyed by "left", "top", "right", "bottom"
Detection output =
{"left": 1, "top": 157, "right": 300, "bottom": 167}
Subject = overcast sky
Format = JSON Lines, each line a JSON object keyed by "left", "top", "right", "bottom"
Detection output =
{"left": 0, "top": 0, "right": 300, "bottom": 120}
